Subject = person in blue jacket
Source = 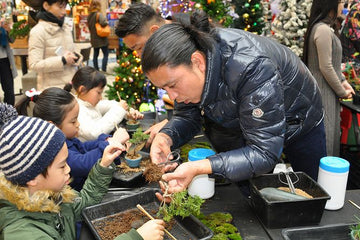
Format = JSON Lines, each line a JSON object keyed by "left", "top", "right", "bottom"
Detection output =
{"left": 141, "top": 23, "right": 326, "bottom": 195}
{"left": 15, "top": 87, "right": 129, "bottom": 191}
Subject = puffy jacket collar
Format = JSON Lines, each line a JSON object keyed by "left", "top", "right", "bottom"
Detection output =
{"left": 0, "top": 173, "right": 77, "bottom": 213}
{"left": 38, "top": 20, "right": 70, "bottom": 36}
{"left": 200, "top": 42, "right": 223, "bottom": 108}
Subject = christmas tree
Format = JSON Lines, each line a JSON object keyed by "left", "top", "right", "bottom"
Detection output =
{"left": 232, "top": 0, "right": 266, "bottom": 34}
{"left": 105, "top": 45, "right": 158, "bottom": 109}
{"left": 159, "top": 0, "right": 194, "bottom": 18}
{"left": 193, "top": 0, "right": 237, "bottom": 27}
{"left": 271, "top": 0, "right": 312, "bottom": 57}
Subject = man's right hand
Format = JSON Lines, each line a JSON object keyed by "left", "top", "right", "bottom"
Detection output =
{"left": 150, "top": 133, "right": 173, "bottom": 164}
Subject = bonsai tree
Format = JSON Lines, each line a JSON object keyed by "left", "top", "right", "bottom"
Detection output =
{"left": 126, "top": 128, "right": 149, "bottom": 159}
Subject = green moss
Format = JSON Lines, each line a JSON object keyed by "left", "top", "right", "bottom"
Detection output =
{"left": 199, "top": 212, "right": 242, "bottom": 240}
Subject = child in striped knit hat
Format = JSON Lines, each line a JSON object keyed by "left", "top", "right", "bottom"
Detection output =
{"left": 0, "top": 103, "right": 165, "bottom": 240}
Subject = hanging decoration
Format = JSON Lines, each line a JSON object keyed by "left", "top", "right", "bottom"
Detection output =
{"left": 159, "top": 0, "right": 195, "bottom": 19}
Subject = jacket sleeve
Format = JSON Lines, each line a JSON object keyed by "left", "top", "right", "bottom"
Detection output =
{"left": 99, "top": 13, "right": 108, "bottom": 27}
{"left": 72, "top": 161, "right": 115, "bottom": 220}
{"left": 67, "top": 141, "right": 108, "bottom": 177}
{"left": 28, "top": 27, "right": 65, "bottom": 73}
{"left": 114, "top": 228, "right": 143, "bottom": 240}
{"left": 208, "top": 57, "right": 285, "bottom": 182}
{"left": 160, "top": 102, "right": 202, "bottom": 148}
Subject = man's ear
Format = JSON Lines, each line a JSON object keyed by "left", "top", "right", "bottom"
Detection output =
{"left": 42, "top": 1, "right": 50, "bottom": 11}
{"left": 191, "top": 51, "right": 206, "bottom": 73}
{"left": 149, "top": 24, "right": 160, "bottom": 34}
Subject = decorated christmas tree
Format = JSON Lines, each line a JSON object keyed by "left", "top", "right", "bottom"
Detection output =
{"left": 232, "top": 0, "right": 265, "bottom": 34}
{"left": 106, "top": 45, "right": 157, "bottom": 109}
{"left": 193, "top": 0, "right": 237, "bottom": 27}
{"left": 271, "top": 0, "right": 312, "bottom": 57}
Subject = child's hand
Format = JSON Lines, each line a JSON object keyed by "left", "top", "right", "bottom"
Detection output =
{"left": 136, "top": 219, "right": 165, "bottom": 240}
{"left": 119, "top": 100, "right": 129, "bottom": 111}
{"left": 127, "top": 108, "right": 144, "bottom": 120}
{"left": 100, "top": 145, "right": 124, "bottom": 168}
{"left": 112, "top": 127, "right": 130, "bottom": 144}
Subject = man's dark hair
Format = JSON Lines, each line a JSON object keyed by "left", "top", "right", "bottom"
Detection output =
{"left": 115, "top": 3, "right": 163, "bottom": 37}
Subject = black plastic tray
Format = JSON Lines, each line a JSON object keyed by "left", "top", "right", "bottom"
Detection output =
{"left": 281, "top": 223, "right": 357, "bottom": 240}
{"left": 249, "top": 172, "right": 330, "bottom": 229}
{"left": 82, "top": 188, "right": 213, "bottom": 240}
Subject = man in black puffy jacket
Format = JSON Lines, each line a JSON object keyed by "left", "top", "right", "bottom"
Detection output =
{"left": 141, "top": 23, "right": 326, "bottom": 193}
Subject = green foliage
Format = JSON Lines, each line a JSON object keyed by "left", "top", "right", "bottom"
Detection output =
{"left": 232, "top": 0, "right": 265, "bottom": 34}
{"left": 193, "top": 0, "right": 234, "bottom": 27}
{"left": 180, "top": 141, "right": 212, "bottom": 161}
{"left": 129, "top": 128, "right": 149, "bottom": 145}
{"left": 157, "top": 190, "right": 205, "bottom": 222}
{"left": 350, "top": 216, "right": 360, "bottom": 240}
{"left": 9, "top": 20, "right": 30, "bottom": 39}
{"left": 198, "top": 212, "right": 242, "bottom": 240}
{"left": 105, "top": 45, "right": 157, "bottom": 108}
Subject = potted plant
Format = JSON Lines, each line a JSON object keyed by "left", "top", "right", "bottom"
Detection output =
{"left": 125, "top": 128, "right": 149, "bottom": 168}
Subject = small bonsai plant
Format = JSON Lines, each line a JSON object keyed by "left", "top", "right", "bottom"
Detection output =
{"left": 126, "top": 128, "right": 149, "bottom": 158}
{"left": 157, "top": 189, "right": 205, "bottom": 222}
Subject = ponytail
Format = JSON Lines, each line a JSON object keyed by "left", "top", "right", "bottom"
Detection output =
{"left": 15, "top": 88, "right": 41, "bottom": 116}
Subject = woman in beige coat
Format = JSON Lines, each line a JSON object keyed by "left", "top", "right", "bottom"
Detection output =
{"left": 29, "top": 0, "right": 81, "bottom": 90}
{"left": 303, "top": 0, "right": 354, "bottom": 156}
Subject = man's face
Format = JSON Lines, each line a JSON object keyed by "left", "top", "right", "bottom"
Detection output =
{"left": 146, "top": 63, "right": 206, "bottom": 104}
{"left": 122, "top": 32, "right": 151, "bottom": 55}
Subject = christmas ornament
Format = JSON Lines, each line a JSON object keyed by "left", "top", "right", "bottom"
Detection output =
{"left": 139, "top": 102, "right": 156, "bottom": 112}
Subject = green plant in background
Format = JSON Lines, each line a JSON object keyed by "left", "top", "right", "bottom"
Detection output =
{"left": 232, "top": 0, "right": 265, "bottom": 34}
{"left": 9, "top": 20, "right": 30, "bottom": 39}
{"left": 198, "top": 212, "right": 242, "bottom": 240}
{"left": 106, "top": 45, "right": 157, "bottom": 108}
{"left": 157, "top": 190, "right": 205, "bottom": 222}
{"left": 193, "top": 0, "right": 236, "bottom": 27}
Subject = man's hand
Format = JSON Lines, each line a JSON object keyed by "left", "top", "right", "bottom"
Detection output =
{"left": 150, "top": 133, "right": 173, "bottom": 164}
{"left": 144, "top": 119, "right": 168, "bottom": 148}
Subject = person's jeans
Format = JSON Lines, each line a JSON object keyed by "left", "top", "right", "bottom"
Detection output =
{"left": 283, "top": 121, "right": 327, "bottom": 181}
{"left": 93, "top": 46, "right": 109, "bottom": 72}
{"left": 0, "top": 57, "right": 14, "bottom": 105}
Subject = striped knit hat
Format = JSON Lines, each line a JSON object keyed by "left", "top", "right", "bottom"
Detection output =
{"left": 0, "top": 103, "right": 66, "bottom": 186}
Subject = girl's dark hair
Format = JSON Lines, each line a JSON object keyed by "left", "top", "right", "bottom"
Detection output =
{"left": 65, "top": 66, "right": 107, "bottom": 94}
{"left": 43, "top": 0, "right": 68, "bottom": 7}
{"left": 141, "top": 22, "right": 215, "bottom": 73}
{"left": 15, "top": 87, "right": 76, "bottom": 126}
{"left": 302, "top": 0, "right": 340, "bottom": 64}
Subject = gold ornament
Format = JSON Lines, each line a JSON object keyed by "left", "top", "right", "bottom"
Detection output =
{"left": 128, "top": 77, "right": 134, "bottom": 83}
{"left": 195, "top": 3, "right": 201, "bottom": 8}
{"left": 243, "top": 13, "right": 250, "bottom": 19}
{"left": 123, "top": 52, "right": 128, "bottom": 57}
{"left": 115, "top": 76, "right": 120, "bottom": 82}
{"left": 122, "top": 78, "right": 127, "bottom": 82}
{"left": 207, "top": 0, "right": 215, "bottom": 4}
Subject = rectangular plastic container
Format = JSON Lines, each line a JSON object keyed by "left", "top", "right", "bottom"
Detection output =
{"left": 281, "top": 223, "right": 357, "bottom": 240}
{"left": 249, "top": 172, "right": 330, "bottom": 228}
{"left": 82, "top": 188, "right": 213, "bottom": 240}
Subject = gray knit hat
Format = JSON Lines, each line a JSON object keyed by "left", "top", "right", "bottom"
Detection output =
{"left": 0, "top": 103, "right": 66, "bottom": 186}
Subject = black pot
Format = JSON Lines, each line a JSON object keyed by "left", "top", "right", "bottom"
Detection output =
{"left": 353, "top": 92, "right": 360, "bottom": 105}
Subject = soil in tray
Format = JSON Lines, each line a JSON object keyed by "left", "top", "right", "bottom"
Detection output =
{"left": 116, "top": 156, "right": 163, "bottom": 183}
{"left": 92, "top": 206, "right": 178, "bottom": 240}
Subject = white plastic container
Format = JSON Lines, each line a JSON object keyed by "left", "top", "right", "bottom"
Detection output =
{"left": 317, "top": 156, "right": 350, "bottom": 210}
{"left": 187, "top": 148, "right": 216, "bottom": 199}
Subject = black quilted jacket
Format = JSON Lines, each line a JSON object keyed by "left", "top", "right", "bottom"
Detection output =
{"left": 160, "top": 28, "right": 324, "bottom": 182}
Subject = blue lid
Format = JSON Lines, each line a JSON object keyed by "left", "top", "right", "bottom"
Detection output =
{"left": 319, "top": 157, "right": 350, "bottom": 173}
{"left": 188, "top": 148, "right": 215, "bottom": 161}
